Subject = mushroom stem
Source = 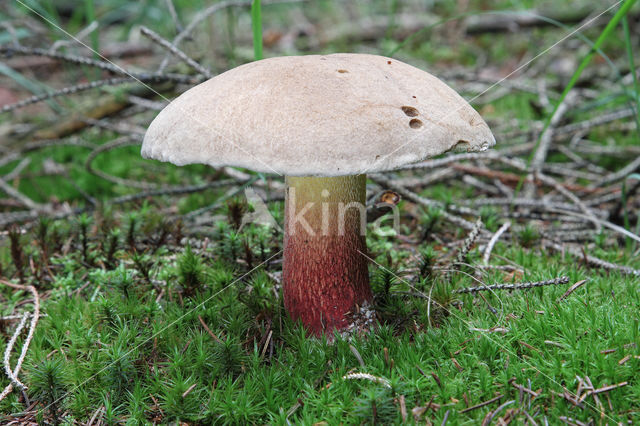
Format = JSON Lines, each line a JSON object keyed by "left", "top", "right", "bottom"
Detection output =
{"left": 283, "top": 175, "right": 372, "bottom": 336}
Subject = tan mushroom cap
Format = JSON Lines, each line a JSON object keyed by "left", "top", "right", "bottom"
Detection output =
{"left": 142, "top": 53, "right": 495, "bottom": 176}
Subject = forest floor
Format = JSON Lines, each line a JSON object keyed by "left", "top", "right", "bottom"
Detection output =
{"left": 0, "top": 0, "right": 639, "bottom": 424}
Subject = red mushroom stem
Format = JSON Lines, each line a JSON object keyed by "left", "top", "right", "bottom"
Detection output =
{"left": 283, "top": 175, "right": 372, "bottom": 336}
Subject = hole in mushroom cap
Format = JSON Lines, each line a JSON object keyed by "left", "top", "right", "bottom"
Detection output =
{"left": 337, "top": 69, "right": 349, "bottom": 73}
{"left": 453, "top": 140, "right": 470, "bottom": 151}
{"left": 401, "top": 106, "right": 419, "bottom": 117}
{"left": 409, "top": 119, "right": 423, "bottom": 129}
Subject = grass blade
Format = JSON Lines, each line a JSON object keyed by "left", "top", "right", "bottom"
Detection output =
{"left": 622, "top": 16, "right": 640, "bottom": 130}
{"left": 0, "top": 63, "right": 60, "bottom": 112}
{"left": 251, "top": 0, "right": 263, "bottom": 61}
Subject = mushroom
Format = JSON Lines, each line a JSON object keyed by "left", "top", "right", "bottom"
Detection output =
{"left": 141, "top": 53, "right": 495, "bottom": 336}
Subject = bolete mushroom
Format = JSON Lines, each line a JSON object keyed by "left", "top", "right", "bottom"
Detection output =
{"left": 142, "top": 53, "right": 494, "bottom": 336}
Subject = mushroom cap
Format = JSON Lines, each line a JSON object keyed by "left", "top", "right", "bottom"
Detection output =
{"left": 142, "top": 53, "right": 495, "bottom": 176}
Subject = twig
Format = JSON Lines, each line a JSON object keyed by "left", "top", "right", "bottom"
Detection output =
{"left": 110, "top": 179, "right": 242, "bottom": 205}
{"left": 370, "top": 174, "right": 479, "bottom": 231}
{"left": 49, "top": 21, "right": 99, "bottom": 52}
{"left": 87, "top": 406, "right": 104, "bottom": 426}
{"left": 4, "top": 157, "right": 31, "bottom": 181}
{"left": 454, "top": 276, "right": 569, "bottom": 294}
{"left": 509, "top": 378, "right": 540, "bottom": 398}
{"left": 342, "top": 372, "right": 391, "bottom": 388}
{"left": 536, "top": 173, "right": 601, "bottom": 232}
{"left": 198, "top": 315, "right": 223, "bottom": 343}
{"left": 0, "top": 280, "right": 40, "bottom": 401}
{"left": 590, "top": 381, "right": 627, "bottom": 395}
{"left": 0, "top": 178, "right": 44, "bottom": 211}
{"left": 140, "top": 26, "right": 212, "bottom": 79}
{"left": 181, "top": 383, "right": 197, "bottom": 398}
{"left": 596, "top": 155, "right": 640, "bottom": 186}
{"left": 2, "top": 77, "right": 133, "bottom": 114}
{"left": 165, "top": 0, "right": 184, "bottom": 33}
{"left": 441, "top": 409, "right": 450, "bottom": 425}
{"left": 1, "top": 312, "right": 29, "bottom": 401}
{"left": 529, "top": 93, "right": 576, "bottom": 178}
{"left": 127, "top": 95, "right": 167, "bottom": 111}
{"left": 555, "top": 107, "right": 636, "bottom": 140}
{"left": 544, "top": 241, "right": 640, "bottom": 276}
{"left": 447, "top": 218, "right": 483, "bottom": 280}
{"left": 158, "top": 0, "right": 305, "bottom": 72}
{"left": 557, "top": 279, "right": 588, "bottom": 301}
{"left": 483, "top": 221, "right": 511, "bottom": 265}
{"left": 482, "top": 400, "right": 515, "bottom": 426}
{"left": 395, "top": 152, "right": 498, "bottom": 171}
{"left": 549, "top": 209, "right": 640, "bottom": 244}
{"left": 0, "top": 45, "right": 197, "bottom": 85}
{"left": 459, "top": 394, "right": 503, "bottom": 413}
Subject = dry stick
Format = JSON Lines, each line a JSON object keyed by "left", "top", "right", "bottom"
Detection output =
{"left": 482, "top": 400, "right": 515, "bottom": 426}
{"left": 0, "top": 280, "right": 40, "bottom": 401}
{"left": 595, "top": 155, "right": 640, "bottom": 187}
{"left": 447, "top": 218, "right": 483, "bottom": 281}
{"left": 0, "top": 177, "right": 250, "bottom": 229}
{"left": 557, "top": 279, "right": 588, "bottom": 301}
{"left": 158, "top": 0, "right": 251, "bottom": 72}
{"left": 197, "top": 315, "right": 223, "bottom": 343}
{"left": 557, "top": 144, "right": 607, "bottom": 175}
{"left": 575, "top": 140, "right": 640, "bottom": 157}
{"left": 454, "top": 276, "right": 569, "bottom": 294}
{"left": 462, "top": 175, "right": 500, "bottom": 195}
{"left": 342, "top": 372, "right": 391, "bottom": 389}
{"left": 82, "top": 117, "right": 145, "bottom": 137}
{"left": 441, "top": 409, "right": 450, "bottom": 425}
{"left": 549, "top": 209, "right": 640, "bottom": 244}
{"left": 165, "top": 0, "right": 184, "bottom": 33}
{"left": 525, "top": 93, "right": 576, "bottom": 200}
{"left": 395, "top": 152, "right": 498, "bottom": 171}
{"left": 536, "top": 173, "right": 601, "bottom": 232}
{"left": 110, "top": 179, "right": 242, "bottom": 205}
{"left": 1, "top": 312, "right": 29, "bottom": 401}
{"left": 542, "top": 163, "right": 602, "bottom": 181}
{"left": 0, "top": 45, "right": 123, "bottom": 74}
{"left": 140, "top": 26, "right": 212, "bottom": 79}
{"left": 0, "top": 139, "right": 95, "bottom": 168}
{"left": 127, "top": 95, "right": 167, "bottom": 111}
{"left": 459, "top": 394, "right": 503, "bottom": 414}
{"left": 590, "top": 381, "right": 627, "bottom": 395}
{"left": 451, "top": 163, "right": 599, "bottom": 194}
{"left": 483, "top": 221, "right": 511, "bottom": 265}
{"left": 585, "top": 190, "right": 624, "bottom": 207}
{"left": 87, "top": 406, "right": 104, "bottom": 426}
{"left": 0, "top": 45, "right": 197, "bottom": 85}
{"left": 0, "top": 178, "right": 43, "bottom": 211}
{"left": 555, "top": 107, "right": 636, "bottom": 140}
{"left": 1, "top": 313, "right": 48, "bottom": 321}
{"left": 1, "top": 77, "right": 132, "bottom": 114}
{"left": 370, "top": 174, "right": 479, "bottom": 232}
{"left": 544, "top": 241, "right": 640, "bottom": 276}
{"left": 4, "top": 157, "right": 31, "bottom": 181}
{"left": 461, "top": 197, "right": 597, "bottom": 215}
{"left": 396, "top": 168, "right": 456, "bottom": 189}
{"left": 181, "top": 383, "right": 197, "bottom": 398}
{"left": 509, "top": 378, "right": 540, "bottom": 398}
{"left": 158, "top": 0, "right": 305, "bottom": 73}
